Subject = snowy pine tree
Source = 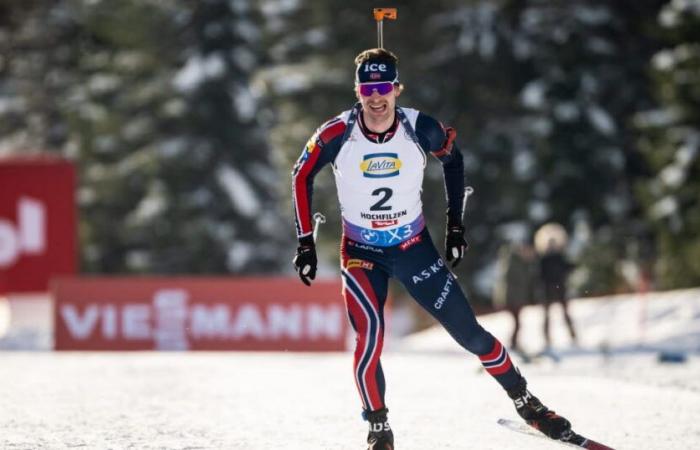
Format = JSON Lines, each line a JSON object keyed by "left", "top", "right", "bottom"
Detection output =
{"left": 0, "top": 0, "right": 290, "bottom": 274}
{"left": 153, "top": 0, "right": 289, "bottom": 274}
{"left": 499, "top": 1, "right": 666, "bottom": 294}
{"left": 637, "top": 0, "right": 700, "bottom": 287}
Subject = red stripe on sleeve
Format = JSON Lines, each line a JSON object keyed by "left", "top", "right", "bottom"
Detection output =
{"left": 293, "top": 118, "right": 346, "bottom": 237}
{"left": 293, "top": 143, "right": 322, "bottom": 236}
{"left": 432, "top": 126, "right": 456, "bottom": 157}
{"left": 318, "top": 120, "right": 346, "bottom": 144}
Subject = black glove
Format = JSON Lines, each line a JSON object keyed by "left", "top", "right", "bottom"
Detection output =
{"left": 445, "top": 224, "right": 468, "bottom": 268}
{"left": 293, "top": 235, "right": 317, "bottom": 286}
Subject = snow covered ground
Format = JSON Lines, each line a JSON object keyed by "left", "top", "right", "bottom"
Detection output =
{"left": 1, "top": 288, "right": 699, "bottom": 449}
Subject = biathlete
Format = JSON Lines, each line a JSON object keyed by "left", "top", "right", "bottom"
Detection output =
{"left": 292, "top": 48, "right": 573, "bottom": 450}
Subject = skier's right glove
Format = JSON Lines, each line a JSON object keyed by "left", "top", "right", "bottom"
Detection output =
{"left": 293, "top": 235, "right": 317, "bottom": 286}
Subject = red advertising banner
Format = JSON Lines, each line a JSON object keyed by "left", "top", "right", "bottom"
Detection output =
{"left": 53, "top": 277, "right": 348, "bottom": 351}
{"left": 0, "top": 155, "right": 77, "bottom": 293}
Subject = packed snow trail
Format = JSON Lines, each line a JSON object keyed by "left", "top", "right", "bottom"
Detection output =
{"left": 1, "top": 351, "right": 699, "bottom": 449}
{"left": 1, "top": 289, "right": 699, "bottom": 448}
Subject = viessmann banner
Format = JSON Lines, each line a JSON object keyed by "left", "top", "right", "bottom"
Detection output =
{"left": 53, "top": 277, "right": 348, "bottom": 351}
{"left": 0, "top": 156, "right": 77, "bottom": 293}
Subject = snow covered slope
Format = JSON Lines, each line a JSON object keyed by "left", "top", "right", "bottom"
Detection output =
{"left": 0, "top": 288, "right": 699, "bottom": 449}
{"left": 401, "top": 288, "right": 700, "bottom": 357}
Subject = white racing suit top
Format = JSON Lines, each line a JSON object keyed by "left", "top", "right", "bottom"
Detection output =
{"left": 292, "top": 104, "right": 465, "bottom": 247}
{"left": 334, "top": 107, "right": 426, "bottom": 246}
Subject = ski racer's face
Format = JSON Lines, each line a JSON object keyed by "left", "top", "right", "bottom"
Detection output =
{"left": 356, "top": 82, "right": 401, "bottom": 123}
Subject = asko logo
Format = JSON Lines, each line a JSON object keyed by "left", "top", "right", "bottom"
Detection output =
{"left": 0, "top": 196, "right": 46, "bottom": 268}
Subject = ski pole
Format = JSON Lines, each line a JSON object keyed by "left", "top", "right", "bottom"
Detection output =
{"left": 461, "top": 186, "right": 474, "bottom": 223}
{"left": 312, "top": 212, "right": 326, "bottom": 243}
{"left": 447, "top": 186, "right": 475, "bottom": 280}
{"left": 373, "top": 8, "right": 397, "bottom": 49}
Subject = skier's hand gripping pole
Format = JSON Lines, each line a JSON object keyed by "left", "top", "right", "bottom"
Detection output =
{"left": 293, "top": 212, "right": 324, "bottom": 287}
{"left": 445, "top": 186, "right": 473, "bottom": 269}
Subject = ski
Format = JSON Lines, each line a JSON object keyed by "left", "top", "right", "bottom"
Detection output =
{"left": 497, "top": 418, "right": 615, "bottom": 450}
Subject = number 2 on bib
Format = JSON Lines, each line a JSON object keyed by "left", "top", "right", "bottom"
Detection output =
{"left": 370, "top": 187, "right": 393, "bottom": 211}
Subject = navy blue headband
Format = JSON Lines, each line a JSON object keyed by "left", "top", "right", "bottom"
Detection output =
{"left": 355, "top": 59, "right": 399, "bottom": 84}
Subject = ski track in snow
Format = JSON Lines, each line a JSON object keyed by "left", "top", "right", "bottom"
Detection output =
{"left": 2, "top": 353, "right": 699, "bottom": 449}
{"left": 1, "top": 289, "right": 700, "bottom": 449}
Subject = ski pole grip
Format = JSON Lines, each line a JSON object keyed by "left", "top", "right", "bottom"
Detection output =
{"left": 461, "top": 186, "right": 474, "bottom": 222}
{"left": 312, "top": 212, "right": 326, "bottom": 243}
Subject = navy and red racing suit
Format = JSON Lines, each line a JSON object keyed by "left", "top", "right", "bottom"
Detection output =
{"left": 292, "top": 104, "right": 523, "bottom": 413}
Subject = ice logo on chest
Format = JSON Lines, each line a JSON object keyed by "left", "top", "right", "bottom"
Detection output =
{"left": 360, "top": 153, "right": 402, "bottom": 178}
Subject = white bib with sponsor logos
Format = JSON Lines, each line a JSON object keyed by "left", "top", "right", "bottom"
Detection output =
{"left": 333, "top": 107, "right": 426, "bottom": 246}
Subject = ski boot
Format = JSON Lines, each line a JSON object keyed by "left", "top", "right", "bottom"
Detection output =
{"left": 507, "top": 378, "right": 572, "bottom": 440}
{"left": 364, "top": 408, "right": 394, "bottom": 450}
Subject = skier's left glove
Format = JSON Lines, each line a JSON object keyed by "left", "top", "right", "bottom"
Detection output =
{"left": 293, "top": 235, "right": 317, "bottom": 286}
{"left": 445, "top": 223, "right": 468, "bottom": 268}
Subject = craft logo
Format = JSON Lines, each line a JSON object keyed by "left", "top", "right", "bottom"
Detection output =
{"left": 346, "top": 259, "right": 375, "bottom": 270}
{"left": 434, "top": 274, "right": 454, "bottom": 310}
{"left": 371, "top": 219, "right": 398, "bottom": 228}
{"left": 360, "top": 153, "right": 401, "bottom": 178}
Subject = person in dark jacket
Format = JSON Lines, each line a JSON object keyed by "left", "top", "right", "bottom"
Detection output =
{"left": 535, "top": 223, "right": 577, "bottom": 348}
{"left": 493, "top": 241, "right": 538, "bottom": 352}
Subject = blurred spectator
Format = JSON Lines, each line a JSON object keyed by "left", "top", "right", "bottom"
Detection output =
{"left": 492, "top": 241, "right": 538, "bottom": 352}
{"left": 535, "top": 223, "right": 577, "bottom": 348}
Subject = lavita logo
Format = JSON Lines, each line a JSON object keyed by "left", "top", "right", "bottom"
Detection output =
{"left": 0, "top": 196, "right": 46, "bottom": 268}
{"left": 360, "top": 153, "right": 402, "bottom": 178}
